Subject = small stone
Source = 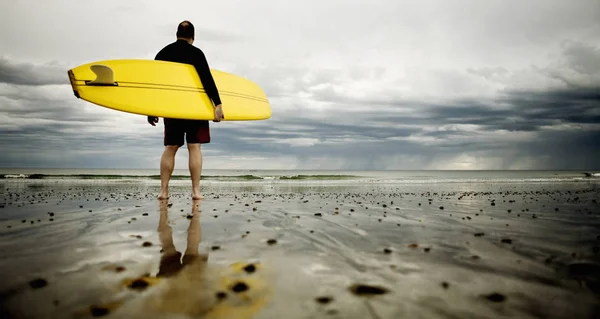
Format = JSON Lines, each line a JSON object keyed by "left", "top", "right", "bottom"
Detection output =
{"left": 485, "top": 292, "right": 506, "bottom": 302}
{"left": 231, "top": 281, "right": 249, "bottom": 293}
{"left": 215, "top": 291, "right": 227, "bottom": 300}
{"left": 315, "top": 296, "right": 333, "bottom": 304}
{"left": 90, "top": 306, "right": 109, "bottom": 317}
{"left": 128, "top": 278, "right": 149, "bottom": 290}
{"left": 243, "top": 264, "right": 256, "bottom": 273}
{"left": 29, "top": 278, "right": 47, "bottom": 289}
{"left": 267, "top": 239, "right": 277, "bottom": 245}
{"left": 142, "top": 241, "right": 152, "bottom": 247}
{"left": 349, "top": 284, "right": 389, "bottom": 296}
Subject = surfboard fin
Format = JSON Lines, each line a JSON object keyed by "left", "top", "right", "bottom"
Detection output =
{"left": 86, "top": 65, "right": 117, "bottom": 86}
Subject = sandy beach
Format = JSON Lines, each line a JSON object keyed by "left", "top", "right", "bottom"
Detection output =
{"left": 0, "top": 178, "right": 599, "bottom": 318}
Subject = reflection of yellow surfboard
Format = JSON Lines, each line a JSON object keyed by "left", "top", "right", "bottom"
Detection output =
{"left": 67, "top": 59, "right": 271, "bottom": 121}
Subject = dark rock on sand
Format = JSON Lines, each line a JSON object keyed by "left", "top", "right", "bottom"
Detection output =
{"left": 215, "top": 291, "right": 227, "bottom": 300}
{"left": 128, "top": 278, "right": 149, "bottom": 290}
{"left": 349, "top": 284, "right": 389, "bottom": 296}
{"left": 29, "top": 278, "right": 47, "bottom": 289}
{"left": 90, "top": 306, "right": 110, "bottom": 317}
{"left": 231, "top": 281, "right": 249, "bottom": 293}
{"left": 484, "top": 292, "right": 506, "bottom": 302}
{"left": 315, "top": 296, "right": 333, "bottom": 304}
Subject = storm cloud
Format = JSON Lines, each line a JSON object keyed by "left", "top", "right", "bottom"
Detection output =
{"left": 0, "top": 0, "right": 599, "bottom": 170}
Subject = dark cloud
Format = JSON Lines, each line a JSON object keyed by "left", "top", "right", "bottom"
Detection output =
{"left": 201, "top": 81, "right": 600, "bottom": 170}
{"left": 2, "top": 85, "right": 599, "bottom": 169}
{"left": 561, "top": 41, "right": 600, "bottom": 75}
{"left": 0, "top": 57, "right": 67, "bottom": 86}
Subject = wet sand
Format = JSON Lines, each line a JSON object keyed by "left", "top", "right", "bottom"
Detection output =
{"left": 0, "top": 181, "right": 599, "bottom": 318}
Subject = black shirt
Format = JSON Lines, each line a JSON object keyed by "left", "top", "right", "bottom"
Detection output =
{"left": 155, "top": 39, "right": 222, "bottom": 106}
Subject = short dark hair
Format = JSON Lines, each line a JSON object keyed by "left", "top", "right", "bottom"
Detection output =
{"left": 176, "top": 20, "right": 195, "bottom": 39}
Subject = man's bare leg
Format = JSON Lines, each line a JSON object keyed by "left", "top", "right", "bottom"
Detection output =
{"left": 185, "top": 199, "right": 202, "bottom": 256}
{"left": 159, "top": 145, "right": 179, "bottom": 199}
{"left": 187, "top": 143, "right": 203, "bottom": 200}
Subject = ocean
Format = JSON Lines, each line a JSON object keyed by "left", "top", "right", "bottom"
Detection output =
{"left": 1, "top": 168, "right": 599, "bottom": 185}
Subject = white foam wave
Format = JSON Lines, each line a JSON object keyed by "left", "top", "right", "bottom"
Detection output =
{"left": 3, "top": 174, "right": 30, "bottom": 179}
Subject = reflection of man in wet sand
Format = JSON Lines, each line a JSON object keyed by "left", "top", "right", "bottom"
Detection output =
{"left": 141, "top": 199, "right": 271, "bottom": 318}
{"left": 157, "top": 199, "right": 206, "bottom": 277}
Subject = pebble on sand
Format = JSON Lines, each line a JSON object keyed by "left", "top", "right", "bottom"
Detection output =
{"left": 29, "top": 278, "right": 47, "bottom": 289}
{"left": 349, "top": 284, "right": 389, "bottom": 296}
{"left": 215, "top": 291, "right": 227, "bottom": 301}
{"left": 230, "top": 281, "right": 249, "bottom": 293}
{"left": 89, "top": 306, "right": 110, "bottom": 317}
{"left": 315, "top": 296, "right": 333, "bottom": 304}
{"left": 243, "top": 264, "right": 257, "bottom": 273}
{"left": 484, "top": 292, "right": 506, "bottom": 302}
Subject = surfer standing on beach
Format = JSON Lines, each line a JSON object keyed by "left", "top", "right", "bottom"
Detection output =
{"left": 148, "top": 20, "right": 225, "bottom": 200}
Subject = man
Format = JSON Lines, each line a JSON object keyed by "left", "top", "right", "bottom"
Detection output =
{"left": 148, "top": 20, "right": 224, "bottom": 200}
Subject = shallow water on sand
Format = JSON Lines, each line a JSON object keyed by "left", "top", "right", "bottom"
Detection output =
{"left": 0, "top": 181, "right": 599, "bottom": 318}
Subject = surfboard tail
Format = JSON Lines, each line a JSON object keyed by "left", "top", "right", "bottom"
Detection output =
{"left": 87, "top": 65, "right": 117, "bottom": 86}
{"left": 67, "top": 69, "right": 80, "bottom": 98}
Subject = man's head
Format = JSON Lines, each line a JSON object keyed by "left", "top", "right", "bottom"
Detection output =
{"left": 176, "top": 20, "right": 195, "bottom": 44}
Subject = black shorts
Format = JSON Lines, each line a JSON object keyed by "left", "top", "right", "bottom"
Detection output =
{"left": 163, "top": 118, "right": 210, "bottom": 146}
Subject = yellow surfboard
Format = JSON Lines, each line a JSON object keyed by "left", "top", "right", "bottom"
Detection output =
{"left": 67, "top": 59, "right": 271, "bottom": 121}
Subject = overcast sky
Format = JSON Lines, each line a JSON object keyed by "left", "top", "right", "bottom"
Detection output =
{"left": 1, "top": 0, "right": 599, "bottom": 170}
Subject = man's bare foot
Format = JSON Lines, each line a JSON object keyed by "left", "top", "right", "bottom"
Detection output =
{"left": 192, "top": 188, "right": 203, "bottom": 200}
{"left": 192, "top": 193, "right": 204, "bottom": 200}
{"left": 158, "top": 190, "right": 169, "bottom": 199}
